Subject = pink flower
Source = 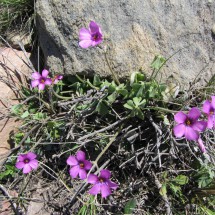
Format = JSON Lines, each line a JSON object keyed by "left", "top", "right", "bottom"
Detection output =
{"left": 197, "top": 138, "right": 206, "bottom": 153}
{"left": 15, "top": 152, "right": 38, "bottom": 174}
{"left": 173, "top": 107, "right": 207, "bottom": 141}
{"left": 67, "top": 151, "right": 92, "bottom": 179}
{"left": 202, "top": 96, "right": 215, "bottom": 129}
{"left": 87, "top": 169, "right": 118, "bottom": 198}
{"left": 31, "top": 69, "right": 52, "bottom": 90}
{"left": 53, "top": 75, "right": 63, "bottom": 84}
{"left": 79, "top": 21, "right": 103, "bottom": 48}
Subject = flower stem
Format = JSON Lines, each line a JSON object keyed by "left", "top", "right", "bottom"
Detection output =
{"left": 75, "top": 75, "right": 99, "bottom": 90}
{"left": 104, "top": 51, "right": 120, "bottom": 85}
{"left": 52, "top": 88, "right": 73, "bottom": 100}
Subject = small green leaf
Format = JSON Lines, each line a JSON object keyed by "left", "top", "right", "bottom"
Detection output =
{"left": 33, "top": 112, "right": 47, "bottom": 120}
{"left": 124, "top": 101, "right": 134, "bottom": 110}
{"left": 136, "top": 109, "right": 144, "bottom": 120}
{"left": 93, "top": 75, "right": 101, "bottom": 86}
{"left": 130, "top": 72, "right": 145, "bottom": 85}
{"left": 133, "top": 97, "right": 141, "bottom": 106}
{"left": 21, "top": 111, "right": 29, "bottom": 118}
{"left": 151, "top": 55, "right": 166, "bottom": 70}
{"left": 159, "top": 183, "right": 167, "bottom": 196}
{"left": 108, "top": 92, "right": 117, "bottom": 103}
{"left": 96, "top": 101, "right": 109, "bottom": 116}
{"left": 124, "top": 198, "right": 137, "bottom": 214}
{"left": 172, "top": 175, "right": 189, "bottom": 185}
{"left": 11, "top": 104, "right": 23, "bottom": 115}
{"left": 169, "top": 183, "right": 181, "bottom": 195}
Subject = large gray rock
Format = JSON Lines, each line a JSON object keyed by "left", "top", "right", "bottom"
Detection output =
{"left": 36, "top": 0, "right": 215, "bottom": 87}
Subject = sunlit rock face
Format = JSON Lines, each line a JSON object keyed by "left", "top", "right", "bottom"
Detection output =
{"left": 36, "top": 0, "right": 215, "bottom": 87}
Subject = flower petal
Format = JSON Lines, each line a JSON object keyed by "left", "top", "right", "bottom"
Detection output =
{"left": 91, "top": 39, "right": 102, "bottom": 46}
{"left": 184, "top": 127, "right": 199, "bottom": 141}
{"left": 188, "top": 107, "right": 201, "bottom": 121}
{"left": 79, "top": 28, "right": 91, "bottom": 40}
{"left": 42, "top": 69, "right": 49, "bottom": 78}
{"left": 89, "top": 183, "right": 101, "bottom": 195}
{"left": 32, "top": 72, "right": 41, "bottom": 79}
{"left": 79, "top": 40, "right": 93, "bottom": 49}
{"left": 31, "top": 80, "right": 39, "bottom": 88}
{"left": 38, "top": 83, "right": 45, "bottom": 90}
{"left": 67, "top": 156, "right": 78, "bottom": 166}
{"left": 107, "top": 180, "right": 118, "bottom": 190}
{"left": 44, "top": 78, "right": 52, "bottom": 85}
{"left": 29, "top": 159, "right": 38, "bottom": 169}
{"left": 69, "top": 166, "right": 80, "bottom": 178}
{"left": 76, "top": 151, "right": 86, "bottom": 161}
{"left": 15, "top": 161, "right": 25, "bottom": 169}
{"left": 79, "top": 169, "right": 87, "bottom": 179}
{"left": 202, "top": 100, "right": 212, "bottom": 114}
{"left": 211, "top": 96, "right": 215, "bottom": 109}
{"left": 54, "top": 75, "right": 63, "bottom": 84}
{"left": 83, "top": 160, "right": 92, "bottom": 170}
{"left": 198, "top": 138, "right": 206, "bottom": 153}
{"left": 100, "top": 169, "right": 111, "bottom": 179}
{"left": 27, "top": 152, "right": 37, "bottom": 160}
{"left": 191, "top": 121, "right": 207, "bottom": 132}
{"left": 173, "top": 124, "right": 186, "bottom": 138}
{"left": 100, "top": 183, "right": 111, "bottom": 198}
{"left": 18, "top": 154, "right": 26, "bottom": 162}
{"left": 174, "top": 111, "right": 187, "bottom": 123}
{"left": 89, "top": 21, "right": 100, "bottom": 34}
{"left": 23, "top": 164, "right": 32, "bottom": 174}
{"left": 207, "top": 115, "right": 214, "bottom": 129}
{"left": 87, "top": 174, "right": 98, "bottom": 184}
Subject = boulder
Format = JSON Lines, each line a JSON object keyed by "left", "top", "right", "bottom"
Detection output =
{"left": 0, "top": 47, "right": 30, "bottom": 159}
{"left": 36, "top": 0, "right": 215, "bottom": 87}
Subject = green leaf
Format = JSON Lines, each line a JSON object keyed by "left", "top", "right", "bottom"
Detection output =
{"left": 78, "top": 205, "right": 87, "bottom": 215}
{"left": 124, "top": 101, "right": 134, "bottom": 110}
{"left": 151, "top": 55, "right": 166, "bottom": 70}
{"left": 136, "top": 109, "right": 144, "bottom": 120}
{"left": 130, "top": 72, "right": 145, "bottom": 85}
{"left": 200, "top": 207, "right": 215, "bottom": 215}
{"left": 96, "top": 101, "right": 109, "bottom": 116}
{"left": 118, "top": 89, "right": 128, "bottom": 97}
{"left": 93, "top": 75, "right": 101, "bottom": 86}
{"left": 124, "top": 198, "right": 137, "bottom": 215}
{"left": 172, "top": 175, "right": 189, "bottom": 185}
{"left": 169, "top": 183, "right": 181, "bottom": 195}
{"left": 159, "top": 183, "right": 167, "bottom": 196}
{"left": 108, "top": 92, "right": 117, "bottom": 103}
{"left": 21, "top": 110, "right": 29, "bottom": 118}
{"left": 197, "top": 175, "right": 213, "bottom": 188}
{"left": 11, "top": 104, "right": 23, "bottom": 115}
{"left": 133, "top": 97, "right": 141, "bottom": 106}
{"left": 33, "top": 112, "right": 47, "bottom": 120}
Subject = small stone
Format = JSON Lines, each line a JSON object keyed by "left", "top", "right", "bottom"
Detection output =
{"left": 6, "top": 30, "right": 31, "bottom": 49}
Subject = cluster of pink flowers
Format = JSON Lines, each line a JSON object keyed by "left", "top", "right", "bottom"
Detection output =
{"left": 67, "top": 151, "right": 118, "bottom": 198}
{"left": 31, "top": 69, "right": 63, "bottom": 91}
{"left": 173, "top": 96, "right": 215, "bottom": 153}
{"left": 15, "top": 151, "right": 118, "bottom": 198}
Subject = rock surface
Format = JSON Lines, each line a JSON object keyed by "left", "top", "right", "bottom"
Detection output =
{"left": 36, "top": 0, "right": 215, "bottom": 87}
{"left": 0, "top": 47, "right": 30, "bottom": 158}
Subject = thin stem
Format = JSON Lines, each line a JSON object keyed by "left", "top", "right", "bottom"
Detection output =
{"left": 103, "top": 51, "right": 120, "bottom": 85}
{"left": 75, "top": 75, "right": 99, "bottom": 90}
{"left": 88, "top": 130, "right": 120, "bottom": 174}
{"left": 52, "top": 87, "right": 73, "bottom": 100}
{"left": 142, "top": 106, "right": 180, "bottom": 113}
